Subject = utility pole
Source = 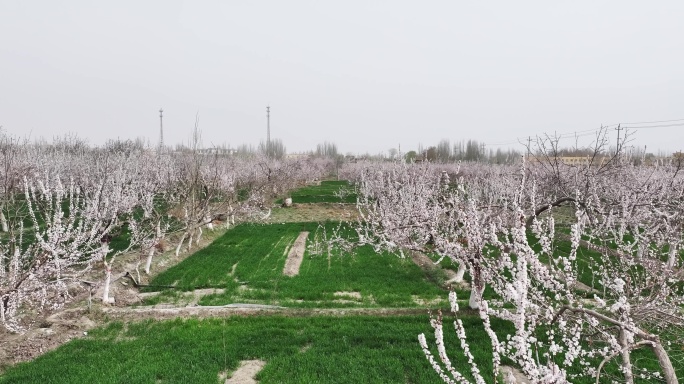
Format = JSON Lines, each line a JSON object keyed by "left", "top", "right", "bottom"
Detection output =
{"left": 266, "top": 106, "right": 271, "bottom": 156}
{"left": 527, "top": 136, "right": 532, "bottom": 159}
{"left": 480, "top": 143, "right": 486, "bottom": 162}
{"left": 159, "top": 108, "right": 164, "bottom": 151}
{"left": 615, "top": 124, "right": 623, "bottom": 156}
{"left": 643, "top": 145, "right": 647, "bottom": 163}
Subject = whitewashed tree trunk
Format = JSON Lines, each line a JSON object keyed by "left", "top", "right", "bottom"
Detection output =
{"left": 141, "top": 220, "right": 163, "bottom": 274}
{"left": 636, "top": 244, "right": 644, "bottom": 260}
{"left": 454, "top": 263, "right": 466, "bottom": 282}
{"left": 0, "top": 299, "right": 5, "bottom": 324}
{"left": 0, "top": 210, "right": 8, "bottom": 232}
{"left": 262, "top": 208, "right": 272, "bottom": 220}
{"left": 175, "top": 233, "right": 187, "bottom": 256}
{"left": 0, "top": 247, "right": 8, "bottom": 279}
{"left": 102, "top": 263, "right": 114, "bottom": 304}
{"left": 667, "top": 245, "right": 678, "bottom": 269}
{"left": 187, "top": 232, "right": 194, "bottom": 250}
{"left": 468, "top": 283, "right": 485, "bottom": 309}
{"left": 144, "top": 247, "right": 155, "bottom": 275}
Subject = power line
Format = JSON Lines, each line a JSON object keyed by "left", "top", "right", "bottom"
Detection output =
{"left": 620, "top": 122, "right": 684, "bottom": 129}
{"left": 621, "top": 118, "right": 684, "bottom": 125}
{"left": 556, "top": 131, "right": 603, "bottom": 139}
{"left": 483, "top": 119, "right": 684, "bottom": 147}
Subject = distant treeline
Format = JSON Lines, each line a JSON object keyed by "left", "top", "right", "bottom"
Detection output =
{"left": 407, "top": 139, "right": 522, "bottom": 164}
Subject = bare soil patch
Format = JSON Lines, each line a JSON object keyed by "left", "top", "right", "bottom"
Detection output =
{"left": 334, "top": 291, "right": 362, "bottom": 300}
{"left": 187, "top": 288, "right": 227, "bottom": 306}
{"left": 98, "top": 306, "right": 433, "bottom": 323}
{"left": 411, "top": 295, "right": 443, "bottom": 307}
{"left": 0, "top": 309, "right": 101, "bottom": 369}
{"left": 223, "top": 360, "right": 267, "bottom": 384}
{"left": 269, "top": 203, "right": 358, "bottom": 223}
{"left": 283, "top": 232, "right": 309, "bottom": 277}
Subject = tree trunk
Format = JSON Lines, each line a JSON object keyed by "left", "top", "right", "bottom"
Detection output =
{"left": 0, "top": 296, "right": 5, "bottom": 324}
{"left": 469, "top": 282, "right": 485, "bottom": 309}
{"left": 102, "top": 265, "right": 114, "bottom": 304}
{"left": 619, "top": 329, "right": 635, "bottom": 384}
{"left": 0, "top": 210, "right": 8, "bottom": 232}
{"left": 144, "top": 247, "right": 155, "bottom": 275}
{"left": 667, "top": 245, "right": 678, "bottom": 269}
{"left": 454, "top": 263, "right": 466, "bottom": 282}
{"left": 469, "top": 267, "right": 485, "bottom": 309}
{"left": 651, "top": 341, "right": 679, "bottom": 384}
{"left": 175, "top": 233, "right": 187, "bottom": 256}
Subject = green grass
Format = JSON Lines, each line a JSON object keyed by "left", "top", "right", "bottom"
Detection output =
{"left": 3, "top": 313, "right": 673, "bottom": 384}
{"left": 278, "top": 180, "right": 357, "bottom": 204}
{"left": 4, "top": 199, "right": 682, "bottom": 383}
{"left": 0, "top": 315, "right": 511, "bottom": 384}
{"left": 526, "top": 232, "right": 604, "bottom": 292}
{"left": 143, "top": 222, "right": 449, "bottom": 308}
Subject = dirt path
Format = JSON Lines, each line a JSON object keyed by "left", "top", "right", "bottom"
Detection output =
{"left": 223, "top": 360, "right": 267, "bottom": 384}
{"left": 283, "top": 231, "right": 309, "bottom": 277}
{"left": 99, "top": 305, "right": 432, "bottom": 322}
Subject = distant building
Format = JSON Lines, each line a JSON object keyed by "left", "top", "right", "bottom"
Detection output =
{"left": 286, "top": 152, "right": 311, "bottom": 160}
{"left": 195, "top": 147, "right": 236, "bottom": 156}
{"left": 527, "top": 156, "right": 609, "bottom": 166}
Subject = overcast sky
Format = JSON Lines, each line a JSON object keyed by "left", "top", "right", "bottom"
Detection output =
{"left": 1, "top": 1, "right": 683, "bottom": 155}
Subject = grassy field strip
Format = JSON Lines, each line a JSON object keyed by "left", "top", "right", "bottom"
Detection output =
{"left": 0, "top": 316, "right": 503, "bottom": 384}
{"left": 277, "top": 180, "right": 357, "bottom": 204}
{"left": 282, "top": 231, "right": 309, "bottom": 276}
{"left": 142, "top": 222, "right": 450, "bottom": 309}
{"left": 3, "top": 312, "right": 658, "bottom": 383}
{"left": 3, "top": 180, "right": 680, "bottom": 383}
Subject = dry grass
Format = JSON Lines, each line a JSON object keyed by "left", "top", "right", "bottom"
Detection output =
{"left": 268, "top": 203, "right": 358, "bottom": 223}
